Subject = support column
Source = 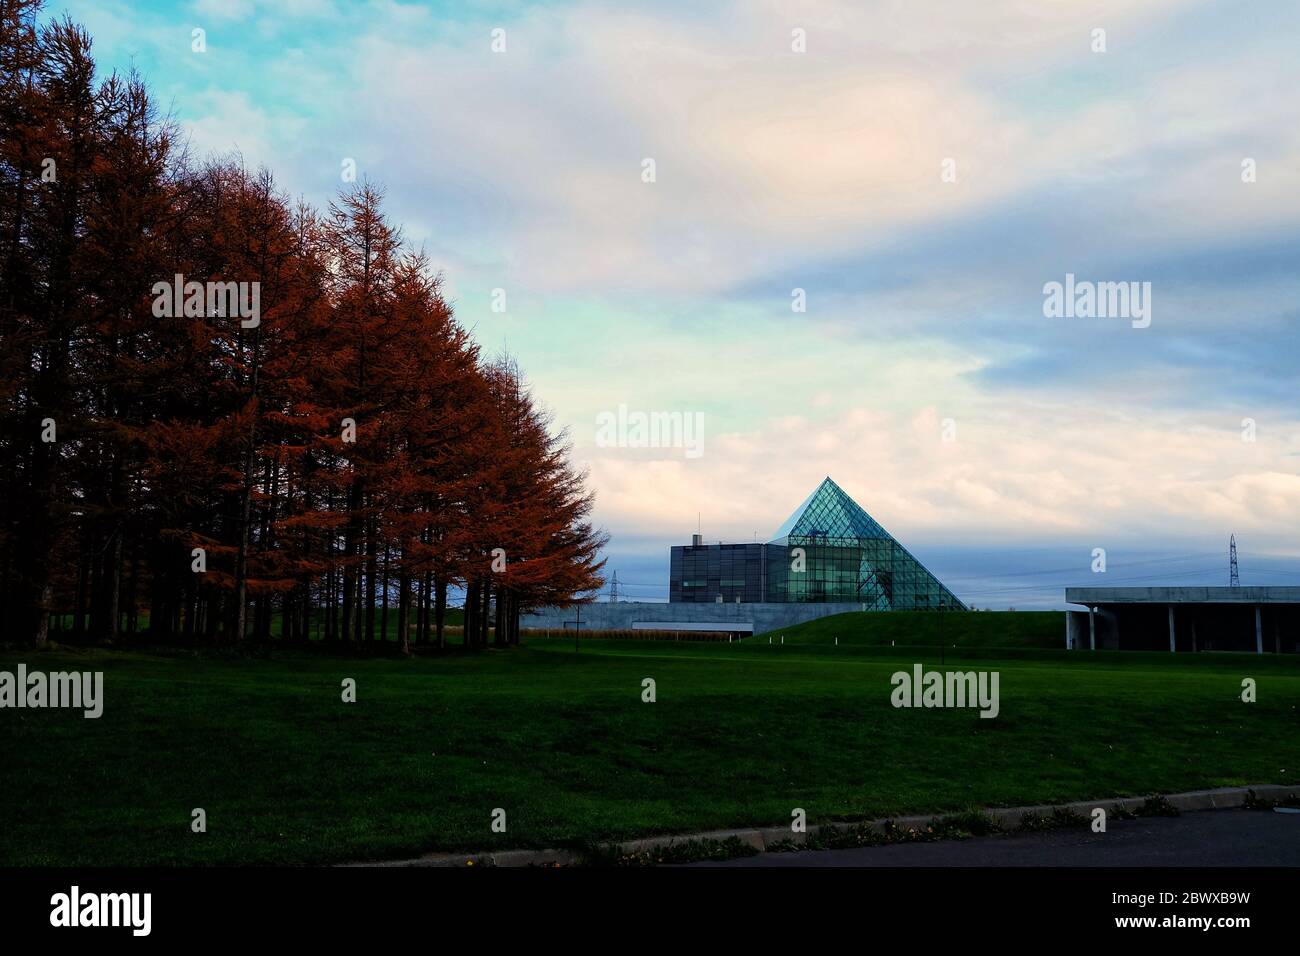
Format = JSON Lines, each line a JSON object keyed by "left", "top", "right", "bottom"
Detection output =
{"left": 1191, "top": 617, "right": 1198, "bottom": 653}
{"left": 1088, "top": 605, "right": 1096, "bottom": 650}
{"left": 1168, "top": 605, "right": 1176, "bottom": 652}
{"left": 1255, "top": 605, "right": 1263, "bottom": 654}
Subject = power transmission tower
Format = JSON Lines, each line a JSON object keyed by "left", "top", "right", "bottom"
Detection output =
{"left": 609, "top": 570, "right": 620, "bottom": 603}
{"left": 1229, "top": 534, "right": 1240, "bottom": 587}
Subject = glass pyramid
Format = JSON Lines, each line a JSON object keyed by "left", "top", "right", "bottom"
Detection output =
{"left": 769, "top": 478, "right": 964, "bottom": 610}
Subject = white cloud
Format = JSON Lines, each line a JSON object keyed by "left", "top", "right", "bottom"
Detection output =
{"left": 581, "top": 401, "right": 1300, "bottom": 545}
{"left": 181, "top": 89, "right": 308, "bottom": 169}
{"left": 192, "top": 0, "right": 256, "bottom": 21}
{"left": 315, "top": 0, "right": 1300, "bottom": 306}
{"left": 67, "top": 0, "right": 1298, "bottom": 551}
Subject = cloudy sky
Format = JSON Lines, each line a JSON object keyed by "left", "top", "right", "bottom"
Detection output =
{"left": 56, "top": 0, "right": 1300, "bottom": 606}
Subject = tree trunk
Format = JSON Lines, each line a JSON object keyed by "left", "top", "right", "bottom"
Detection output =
{"left": 480, "top": 579, "right": 492, "bottom": 647}
{"left": 397, "top": 554, "right": 411, "bottom": 656}
{"left": 493, "top": 583, "right": 506, "bottom": 646}
{"left": 434, "top": 573, "right": 447, "bottom": 650}
{"left": 104, "top": 527, "right": 122, "bottom": 643}
{"left": 380, "top": 544, "right": 390, "bottom": 643}
{"left": 464, "top": 581, "right": 478, "bottom": 649}
{"left": 364, "top": 511, "right": 377, "bottom": 643}
{"left": 73, "top": 538, "right": 90, "bottom": 637}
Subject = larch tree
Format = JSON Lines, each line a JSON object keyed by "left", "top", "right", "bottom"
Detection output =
{"left": 0, "top": 3, "right": 607, "bottom": 647}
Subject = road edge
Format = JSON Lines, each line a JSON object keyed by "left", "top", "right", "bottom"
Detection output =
{"left": 346, "top": 783, "right": 1300, "bottom": 867}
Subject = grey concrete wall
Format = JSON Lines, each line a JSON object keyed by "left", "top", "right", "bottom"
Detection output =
{"left": 1065, "top": 609, "right": 1084, "bottom": 649}
{"left": 520, "top": 601, "right": 869, "bottom": 636}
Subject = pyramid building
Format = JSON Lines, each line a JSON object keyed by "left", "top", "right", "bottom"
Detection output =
{"left": 670, "top": 477, "right": 964, "bottom": 610}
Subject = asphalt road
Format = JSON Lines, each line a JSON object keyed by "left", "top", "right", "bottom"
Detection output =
{"left": 692, "top": 809, "right": 1300, "bottom": 867}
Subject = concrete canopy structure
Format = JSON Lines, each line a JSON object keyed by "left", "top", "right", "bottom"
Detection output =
{"left": 1065, "top": 587, "right": 1300, "bottom": 654}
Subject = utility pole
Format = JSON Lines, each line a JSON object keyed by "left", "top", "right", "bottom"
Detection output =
{"left": 1230, "top": 534, "right": 1241, "bottom": 587}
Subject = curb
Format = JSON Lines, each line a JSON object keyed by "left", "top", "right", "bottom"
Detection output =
{"left": 348, "top": 784, "right": 1300, "bottom": 867}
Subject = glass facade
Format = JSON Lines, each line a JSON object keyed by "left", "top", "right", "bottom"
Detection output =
{"left": 669, "top": 478, "right": 965, "bottom": 610}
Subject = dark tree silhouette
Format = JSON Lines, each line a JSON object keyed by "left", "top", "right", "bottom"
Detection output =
{"left": 0, "top": 1, "right": 605, "bottom": 647}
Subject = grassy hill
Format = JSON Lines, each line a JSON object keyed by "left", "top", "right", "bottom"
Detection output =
{"left": 753, "top": 610, "right": 1064, "bottom": 649}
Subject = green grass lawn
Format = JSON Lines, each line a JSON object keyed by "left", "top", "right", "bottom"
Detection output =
{"left": 757, "top": 609, "right": 1064, "bottom": 647}
{"left": 2, "top": 638, "right": 1295, "bottom": 865}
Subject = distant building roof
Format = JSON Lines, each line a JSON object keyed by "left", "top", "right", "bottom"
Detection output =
{"left": 1067, "top": 586, "right": 1300, "bottom": 605}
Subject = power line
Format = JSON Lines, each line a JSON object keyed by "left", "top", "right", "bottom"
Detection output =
{"left": 937, "top": 551, "right": 1224, "bottom": 582}
{"left": 954, "top": 566, "right": 1227, "bottom": 596}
